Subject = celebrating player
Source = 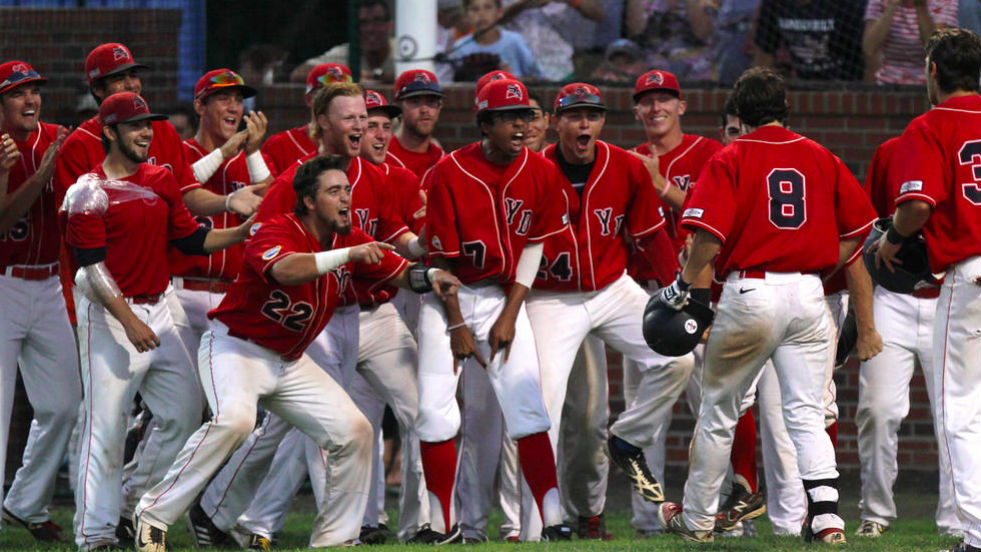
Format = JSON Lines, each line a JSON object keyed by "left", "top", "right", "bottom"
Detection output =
{"left": 416, "top": 78, "right": 570, "bottom": 543}
{"left": 64, "top": 92, "right": 254, "bottom": 551}
{"left": 133, "top": 154, "right": 461, "bottom": 552}
{"left": 873, "top": 27, "right": 981, "bottom": 552}
{"left": 656, "top": 67, "right": 876, "bottom": 544}
{"left": 388, "top": 69, "right": 445, "bottom": 178}
{"left": 0, "top": 60, "right": 75, "bottom": 543}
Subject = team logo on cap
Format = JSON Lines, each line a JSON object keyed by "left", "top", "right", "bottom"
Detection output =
{"left": 133, "top": 96, "right": 148, "bottom": 112}
{"left": 506, "top": 84, "right": 523, "bottom": 101}
{"left": 644, "top": 72, "right": 664, "bottom": 86}
{"left": 413, "top": 72, "right": 431, "bottom": 84}
{"left": 262, "top": 245, "right": 282, "bottom": 261}
{"left": 575, "top": 86, "right": 589, "bottom": 98}
{"left": 327, "top": 67, "right": 344, "bottom": 80}
{"left": 366, "top": 91, "right": 382, "bottom": 106}
{"left": 11, "top": 63, "right": 27, "bottom": 74}
{"left": 113, "top": 46, "right": 130, "bottom": 61}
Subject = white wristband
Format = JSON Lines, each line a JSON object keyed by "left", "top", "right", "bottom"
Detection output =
{"left": 407, "top": 236, "right": 427, "bottom": 259}
{"left": 224, "top": 193, "right": 233, "bottom": 212}
{"left": 192, "top": 148, "right": 223, "bottom": 184}
{"left": 314, "top": 247, "right": 351, "bottom": 274}
{"left": 247, "top": 151, "right": 271, "bottom": 183}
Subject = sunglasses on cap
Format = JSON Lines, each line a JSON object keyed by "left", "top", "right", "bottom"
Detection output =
{"left": 556, "top": 92, "right": 603, "bottom": 109}
{"left": 1, "top": 67, "right": 42, "bottom": 91}
{"left": 316, "top": 72, "right": 353, "bottom": 86}
{"left": 208, "top": 70, "right": 246, "bottom": 87}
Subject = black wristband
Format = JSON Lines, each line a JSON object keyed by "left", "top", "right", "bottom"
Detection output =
{"left": 676, "top": 277, "right": 691, "bottom": 291}
{"left": 885, "top": 225, "right": 906, "bottom": 245}
{"left": 690, "top": 288, "right": 712, "bottom": 305}
{"left": 408, "top": 263, "right": 434, "bottom": 293}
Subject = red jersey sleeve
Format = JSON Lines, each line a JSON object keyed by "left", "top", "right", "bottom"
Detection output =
{"left": 245, "top": 220, "right": 306, "bottom": 283}
{"left": 54, "top": 130, "right": 100, "bottom": 212}
{"left": 833, "top": 157, "right": 877, "bottom": 240}
{"left": 347, "top": 229, "right": 409, "bottom": 289}
{"left": 159, "top": 171, "right": 202, "bottom": 241}
{"left": 256, "top": 168, "right": 299, "bottom": 223}
{"left": 66, "top": 211, "right": 106, "bottom": 251}
{"left": 157, "top": 121, "right": 201, "bottom": 193}
{"left": 625, "top": 154, "right": 666, "bottom": 238}
{"left": 527, "top": 166, "right": 570, "bottom": 242}
{"left": 679, "top": 151, "right": 736, "bottom": 243}
{"left": 894, "top": 118, "right": 947, "bottom": 208}
{"left": 425, "top": 166, "right": 461, "bottom": 258}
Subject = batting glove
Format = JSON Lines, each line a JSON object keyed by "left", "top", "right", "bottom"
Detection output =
{"left": 659, "top": 277, "right": 691, "bottom": 311}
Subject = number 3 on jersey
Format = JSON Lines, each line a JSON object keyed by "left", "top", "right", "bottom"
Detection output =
{"left": 261, "top": 290, "right": 313, "bottom": 331}
{"left": 960, "top": 139, "right": 981, "bottom": 204}
{"left": 767, "top": 168, "right": 806, "bottom": 229}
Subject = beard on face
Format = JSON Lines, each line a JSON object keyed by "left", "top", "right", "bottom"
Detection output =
{"left": 118, "top": 136, "right": 149, "bottom": 164}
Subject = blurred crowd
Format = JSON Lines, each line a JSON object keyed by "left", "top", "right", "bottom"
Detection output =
{"left": 280, "top": 0, "right": 981, "bottom": 88}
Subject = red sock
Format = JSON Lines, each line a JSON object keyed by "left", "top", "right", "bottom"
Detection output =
{"left": 420, "top": 439, "right": 457, "bottom": 531}
{"left": 730, "top": 409, "right": 758, "bottom": 493}
{"left": 516, "top": 432, "right": 559, "bottom": 525}
{"left": 826, "top": 421, "right": 838, "bottom": 449}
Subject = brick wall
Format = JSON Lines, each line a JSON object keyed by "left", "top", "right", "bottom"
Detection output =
{"left": 0, "top": 8, "right": 181, "bottom": 125}
{"left": 258, "top": 82, "right": 938, "bottom": 472}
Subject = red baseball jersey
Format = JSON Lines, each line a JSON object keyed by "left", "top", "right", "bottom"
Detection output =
{"left": 381, "top": 161, "right": 425, "bottom": 234}
{"left": 211, "top": 215, "right": 408, "bottom": 360}
{"left": 166, "top": 139, "right": 268, "bottom": 281}
{"left": 894, "top": 94, "right": 981, "bottom": 273}
{"left": 386, "top": 135, "right": 444, "bottom": 179}
{"left": 425, "top": 143, "right": 569, "bottom": 285}
{"left": 1, "top": 122, "right": 64, "bottom": 267}
{"left": 256, "top": 155, "right": 409, "bottom": 305}
{"left": 262, "top": 125, "right": 316, "bottom": 176}
{"left": 65, "top": 164, "right": 201, "bottom": 297}
{"left": 680, "top": 125, "right": 876, "bottom": 276}
{"left": 535, "top": 141, "right": 665, "bottom": 292}
{"left": 54, "top": 116, "right": 199, "bottom": 207}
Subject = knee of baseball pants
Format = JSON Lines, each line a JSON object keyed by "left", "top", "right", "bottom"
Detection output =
{"left": 320, "top": 409, "right": 374, "bottom": 463}
{"left": 211, "top": 401, "right": 260, "bottom": 446}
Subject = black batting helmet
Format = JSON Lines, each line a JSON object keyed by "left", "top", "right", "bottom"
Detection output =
{"left": 642, "top": 295, "right": 714, "bottom": 357}
{"left": 862, "top": 217, "right": 938, "bottom": 294}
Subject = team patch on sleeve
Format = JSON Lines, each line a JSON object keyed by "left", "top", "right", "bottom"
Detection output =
{"left": 683, "top": 208, "right": 704, "bottom": 219}
{"left": 430, "top": 236, "right": 442, "bottom": 251}
{"left": 261, "top": 245, "right": 282, "bottom": 261}
{"left": 561, "top": 213, "right": 570, "bottom": 225}
{"left": 899, "top": 180, "right": 924, "bottom": 194}
{"left": 250, "top": 222, "right": 263, "bottom": 236}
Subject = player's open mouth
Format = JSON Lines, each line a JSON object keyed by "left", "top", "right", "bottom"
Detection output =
{"left": 22, "top": 110, "right": 36, "bottom": 118}
{"left": 576, "top": 135, "right": 591, "bottom": 150}
{"left": 134, "top": 140, "right": 150, "bottom": 148}
{"left": 510, "top": 132, "right": 524, "bottom": 148}
{"left": 349, "top": 134, "right": 362, "bottom": 148}
{"left": 371, "top": 142, "right": 385, "bottom": 152}
{"left": 223, "top": 117, "right": 237, "bottom": 127}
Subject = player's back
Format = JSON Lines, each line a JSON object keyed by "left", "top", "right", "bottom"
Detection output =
{"left": 683, "top": 125, "right": 874, "bottom": 275}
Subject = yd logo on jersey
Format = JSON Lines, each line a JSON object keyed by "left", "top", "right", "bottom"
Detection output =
{"left": 331, "top": 265, "right": 352, "bottom": 296}
{"left": 354, "top": 208, "right": 378, "bottom": 237}
{"left": 592, "top": 208, "right": 625, "bottom": 236}
{"left": 504, "top": 198, "right": 533, "bottom": 235}
{"left": 672, "top": 175, "right": 691, "bottom": 191}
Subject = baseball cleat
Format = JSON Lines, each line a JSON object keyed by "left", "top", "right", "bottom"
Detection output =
{"left": 187, "top": 501, "right": 231, "bottom": 547}
{"left": 714, "top": 483, "right": 766, "bottom": 532}
{"left": 658, "top": 502, "right": 714, "bottom": 543}
{"left": 85, "top": 539, "right": 128, "bottom": 551}
{"left": 811, "top": 528, "right": 847, "bottom": 545}
{"left": 246, "top": 534, "right": 272, "bottom": 550}
{"left": 943, "top": 542, "right": 981, "bottom": 552}
{"left": 406, "top": 523, "right": 462, "bottom": 545}
{"left": 854, "top": 519, "right": 888, "bottom": 538}
{"left": 541, "top": 524, "right": 573, "bottom": 541}
{"left": 359, "top": 524, "right": 393, "bottom": 545}
{"left": 606, "top": 435, "right": 665, "bottom": 503}
{"left": 2, "top": 506, "right": 66, "bottom": 542}
{"left": 116, "top": 516, "right": 136, "bottom": 542}
{"left": 576, "top": 513, "right": 614, "bottom": 540}
{"left": 135, "top": 517, "right": 167, "bottom": 552}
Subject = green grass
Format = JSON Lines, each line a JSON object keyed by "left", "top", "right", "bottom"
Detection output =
{"left": 1, "top": 473, "right": 960, "bottom": 551}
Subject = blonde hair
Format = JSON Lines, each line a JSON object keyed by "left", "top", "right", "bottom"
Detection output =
{"left": 311, "top": 81, "right": 365, "bottom": 139}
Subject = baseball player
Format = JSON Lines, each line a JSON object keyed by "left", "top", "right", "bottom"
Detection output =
{"left": 170, "top": 68, "right": 273, "bottom": 371}
{"left": 133, "top": 154, "right": 461, "bottom": 552}
{"left": 0, "top": 60, "right": 76, "bottom": 542}
{"left": 64, "top": 92, "right": 253, "bottom": 551}
{"left": 262, "top": 63, "right": 352, "bottom": 176}
{"left": 856, "top": 136, "right": 962, "bottom": 538}
{"left": 872, "top": 28, "right": 981, "bottom": 552}
{"left": 655, "top": 67, "right": 876, "bottom": 544}
{"left": 387, "top": 70, "right": 445, "bottom": 179}
{"left": 417, "top": 77, "right": 571, "bottom": 543}
{"left": 523, "top": 82, "right": 696, "bottom": 543}
{"left": 187, "top": 82, "right": 418, "bottom": 547}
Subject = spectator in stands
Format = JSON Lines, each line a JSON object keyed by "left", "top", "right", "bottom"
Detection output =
{"left": 708, "top": 0, "right": 761, "bottom": 84}
{"left": 289, "top": 0, "right": 395, "bottom": 84}
{"left": 436, "top": 0, "right": 473, "bottom": 82}
{"left": 624, "top": 0, "right": 715, "bottom": 80}
{"left": 959, "top": 0, "right": 981, "bottom": 41}
{"left": 863, "top": 0, "right": 957, "bottom": 85}
{"left": 590, "top": 38, "right": 648, "bottom": 82}
{"left": 499, "top": 0, "right": 605, "bottom": 82}
{"left": 449, "top": 0, "right": 545, "bottom": 80}
{"left": 754, "top": 0, "right": 866, "bottom": 81}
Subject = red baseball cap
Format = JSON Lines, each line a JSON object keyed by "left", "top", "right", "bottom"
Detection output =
{"left": 0, "top": 61, "right": 47, "bottom": 95}
{"left": 475, "top": 70, "right": 517, "bottom": 97}
{"left": 364, "top": 89, "right": 401, "bottom": 119}
{"left": 85, "top": 43, "right": 149, "bottom": 85}
{"left": 553, "top": 83, "right": 607, "bottom": 114}
{"left": 194, "top": 69, "right": 257, "bottom": 101}
{"left": 633, "top": 69, "right": 682, "bottom": 102}
{"left": 305, "top": 63, "right": 352, "bottom": 97}
{"left": 394, "top": 69, "right": 444, "bottom": 101}
{"left": 98, "top": 92, "right": 167, "bottom": 126}
{"left": 475, "top": 78, "right": 530, "bottom": 115}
